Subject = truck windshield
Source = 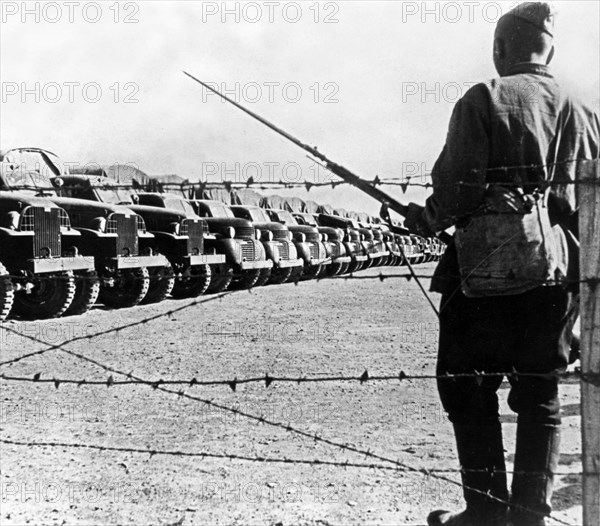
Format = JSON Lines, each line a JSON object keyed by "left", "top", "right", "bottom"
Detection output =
{"left": 1, "top": 169, "right": 56, "bottom": 196}
{"left": 208, "top": 204, "right": 235, "bottom": 218}
{"left": 247, "top": 208, "right": 271, "bottom": 223}
{"left": 95, "top": 186, "right": 134, "bottom": 205}
{"left": 275, "top": 210, "right": 298, "bottom": 226}
{"left": 164, "top": 198, "right": 196, "bottom": 216}
{"left": 297, "top": 214, "right": 317, "bottom": 226}
{"left": 1, "top": 149, "right": 64, "bottom": 178}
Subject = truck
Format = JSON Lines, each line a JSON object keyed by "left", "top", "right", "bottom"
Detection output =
{"left": 188, "top": 198, "right": 273, "bottom": 291}
{"left": 229, "top": 204, "right": 304, "bottom": 284}
{"left": 0, "top": 188, "right": 95, "bottom": 318}
{"left": 314, "top": 204, "right": 369, "bottom": 273}
{"left": 259, "top": 196, "right": 329, "bottom": 279}
{"left": 0, "top": 148, "right": 169, "bottom": 309}
{"left": 283, "top": 198, "right": 352, "bottom": 277}
{"left": 230, "top": 189, "right": 304, "bottom": 284}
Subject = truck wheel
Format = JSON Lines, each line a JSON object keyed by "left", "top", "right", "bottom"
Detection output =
{"left": 141, "top": 264, "right": 175, "bottom": 305}
{"left": 231, "top": 269, "right": 261, "bottom": 290}
{"left": 99, "top": 267, "right": 150, "bottom": 309}
{"left": 13, "top": 271, "right": 76, "bottom": 320}
{"left": 347, "top": 259, "right": 361, "bottom": 274}
{"left": 205, "top": 265, "right": 233, "bottom": 294}
{"left": 268, "top": 267, "right": 293, "bottom": 285}
{"left": 64, "top": 270, "right": 100, "bottom": 316}
{"left": 324, "top": 262, "right": 342, "bottom": 277}
{"left": 301, "top": 264, "right": 322, "bottom": 280}
{"left": 0, "top": 263, "right": 15, "bottom": 322}
{"left": 172, "top": 264, "right": 212, "bottom": 299}
{"left": 289, "top": 266, "right": 304, "bottom": 284}
{"left": 254, "top": 267, "right": 272, "bottom": 287}
{"left": 338, "top": 262, "right": 350, "bottom": 275}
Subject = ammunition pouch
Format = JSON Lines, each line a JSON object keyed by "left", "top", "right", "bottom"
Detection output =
{"left": 454, "top": 187, "right": 568, "bottom": 298}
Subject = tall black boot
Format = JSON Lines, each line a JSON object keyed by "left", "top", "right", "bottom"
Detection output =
{"left": 427, "top": 423, "right": 509, "bottom": 526}
{"left": 510, "top": 424, "right": 561, "bottom": 526}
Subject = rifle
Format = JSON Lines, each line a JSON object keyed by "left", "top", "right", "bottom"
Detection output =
{"left": 183, "top": 71, "right": 409, "bottom": 217}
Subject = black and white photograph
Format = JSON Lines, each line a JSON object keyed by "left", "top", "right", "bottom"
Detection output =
{"left": 0, "top": 1, "right": 599, "bottom": 525}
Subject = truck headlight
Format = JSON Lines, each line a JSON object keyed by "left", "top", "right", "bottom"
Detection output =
{"left": 262, "top": 230, "right": 273, "bottom": 242}
{"left": 296, "top": 232, "right": 306, "bottom": 243}
{"left": 321, "top": 233, "right": 328, "bottom": 242}
{"left": 224, "top": 226, "right": 236, "bottom": 238}
{"left": 255, "top": 229, "right": 261, "bottom": 240}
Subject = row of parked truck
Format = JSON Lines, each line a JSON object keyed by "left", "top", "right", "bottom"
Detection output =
{"left": 0, "top": 147, "right": 446, "bottom": 321}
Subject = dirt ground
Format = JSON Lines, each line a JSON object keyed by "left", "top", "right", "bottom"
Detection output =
{"left": 0, "top": 264, "right": 583, "bottom": 526}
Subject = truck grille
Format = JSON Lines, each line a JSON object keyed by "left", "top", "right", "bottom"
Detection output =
{"left": 182, "top": 219, "right": 204, "bottom": 255}
{"left": 309, "top": 242, "right": 320, "bottom": 260}
{"left": 21, "top": 206, "right": 62, "bottom": 258}
{"left": 241, "top": 241, "right": 256, "bottom": 261}
{"left": 277, "top": 241, "right": 289, "bottom": 260}
{"left": 107, "top": 213, "right": 139, "bottom": 256}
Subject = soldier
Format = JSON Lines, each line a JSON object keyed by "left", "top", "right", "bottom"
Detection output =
{"left": 405, "top": 3, "right": 599, "bottom": 526}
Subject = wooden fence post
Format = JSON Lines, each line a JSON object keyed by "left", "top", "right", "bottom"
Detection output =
{"left": 579, "top": 158, "right": 600, "bottom": 526}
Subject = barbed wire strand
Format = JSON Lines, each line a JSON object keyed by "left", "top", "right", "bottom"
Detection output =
{"left": 0, "top": 438, "right": 588, "bottom": 478}
{"left": 1, "top": 368, "right": 591, "bottom": 389}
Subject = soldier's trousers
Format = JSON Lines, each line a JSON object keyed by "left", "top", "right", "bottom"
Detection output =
{"left": 436, "top": 286, "right": 578, "bottom": 426}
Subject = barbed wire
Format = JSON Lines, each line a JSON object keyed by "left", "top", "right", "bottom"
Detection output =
{"left": 0, "top": 368, "right": 591, "bottom": 390}
{"left": 6, "top": 156, "right": 597, "bottom": 191}
{"left": 7, "top": 175, "right": 600, "bottom": 195}
{"left": 0, "top": 438, "right": 589, "bottom": 478}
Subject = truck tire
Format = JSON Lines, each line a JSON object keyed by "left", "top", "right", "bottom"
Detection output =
{"left": 338, "top": 262, "right": 350, "bottom": 275}
{"left": 64, "top": 270, "right": 100, "bottom": 316}
{"left": 254, "top": 267, "right": 272, "bottom": 287}
{"left": 289, "top": 266, "right": 304, "bottom": 284}
{"left": 231, "top": 269, "right": 261, "bottom": 290}
{"left": 301, "top": 263, "right": 322, "bottom": 280}
{"left": 206, "top": 265, "right": 234, "bottom": 294}
{"left": 12, "top": 271, "right": 76, "bottom": 320}
{"left": 347, "top": 259, "right": 362, "bottom": 274}
{"left": 99, "top": 267, "right": 150, "bottom": 309}
{"left": 324, "top": 261, "right": 342, "bottom": 277}
{"left": 268, "top": 267, "right": 293, "bottom": 285}
{"left": 141, "top": 264, "right": 175, "bottom": 305}
{"left": 171, "top": 264, "right": 212, "bottom": 299}
{"left": 0, "top": 263, "right": 15, "bottom": 322}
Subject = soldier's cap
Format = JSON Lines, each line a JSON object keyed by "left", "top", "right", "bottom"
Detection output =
{"left": 498, "top": 2, "right": 556, "bottom": 38}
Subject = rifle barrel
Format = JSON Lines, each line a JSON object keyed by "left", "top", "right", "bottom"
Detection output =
{"left": 184, "top": 70, "right": 408, "bottom": 217}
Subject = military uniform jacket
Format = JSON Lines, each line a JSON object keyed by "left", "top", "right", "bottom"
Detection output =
{"left": 423, "top": 62, "right": 600, "bottom": 295}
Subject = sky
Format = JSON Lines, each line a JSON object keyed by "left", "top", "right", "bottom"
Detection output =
{"left": 1, "top": 0, "right": 599, "bottom": 219}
